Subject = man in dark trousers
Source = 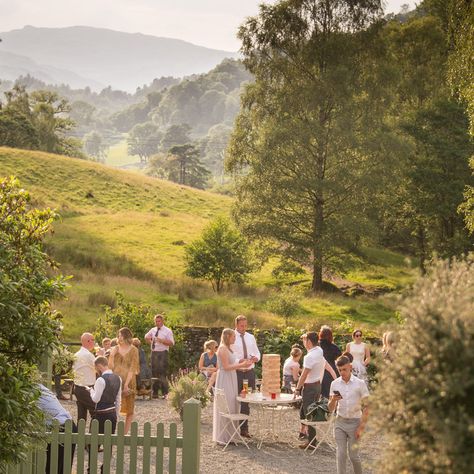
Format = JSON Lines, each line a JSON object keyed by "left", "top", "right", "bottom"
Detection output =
{"left": 233, "top": 315, "right": 261, "bottom": 438}
{"left": 88, "top": 356, "right": 121, "bottom": 434}
{"left": 294, "top": 332, "right": 325, "bottom": 449}
{"left": 72, "top": 332, "right": 97, "bottom": 423}
{"left": 145, "top": 314, "right": 174, "bottom": 399}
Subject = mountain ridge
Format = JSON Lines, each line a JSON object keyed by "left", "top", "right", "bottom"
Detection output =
{"left": 0, "top": 25, "right": 239, "bottom": 91}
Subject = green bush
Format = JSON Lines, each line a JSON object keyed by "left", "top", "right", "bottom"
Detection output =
{"left": 371, "top": 257, "right": 474, "bottom": 473}
{"left": 168, "top": 371, "right": 210, "bottom": 420}
{"left": 0, "top": 177, "right": 67, "bottom": 464}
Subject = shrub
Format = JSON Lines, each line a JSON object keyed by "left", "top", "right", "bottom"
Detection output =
{"left": 0, "top": 177, "right": 67, "bottom": 464}
{"left": 371, "top": 257, "right": 474, "bottom": 473}
{"left": 168, "top": 371, "right": 210, "bottom": 420}
{"left": 185, "top": 217, "right": 254, "bottom": 292}
{"left": 266, "top": 286, "right": 302, "bottom": 326}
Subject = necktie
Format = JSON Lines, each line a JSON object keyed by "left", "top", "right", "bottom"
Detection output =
{"left": 241, "top": 333, "right": 248, "bottom": 359}
{"left": 153, "top": 327, "right": 160, "bottom": 350}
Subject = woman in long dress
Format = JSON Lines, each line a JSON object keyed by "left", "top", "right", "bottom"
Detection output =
{"left": 346, "top": 329, "right": 370, "bottom": 384}
{"left": 109, "top": 327, "right": 139, "bottom": 434}
{"left": 212, "top": 328, "right": 252, "bottom": 445}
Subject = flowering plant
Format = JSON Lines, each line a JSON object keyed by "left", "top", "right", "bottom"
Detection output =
{"left": 168, "top": 371, "right": 210, "bottom": 420}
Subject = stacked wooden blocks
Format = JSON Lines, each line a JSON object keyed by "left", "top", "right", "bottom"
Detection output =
{"left": 261, "top": 353, "right": 281, "bottom": 395}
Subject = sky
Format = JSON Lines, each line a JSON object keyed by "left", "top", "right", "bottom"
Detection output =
{"left": 0, "top": 0, "right": 418, "bottom": 52}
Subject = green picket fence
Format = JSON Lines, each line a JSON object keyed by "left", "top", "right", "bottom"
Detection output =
{"left": 3, "top": 399, "right": 200, "bottom": 474}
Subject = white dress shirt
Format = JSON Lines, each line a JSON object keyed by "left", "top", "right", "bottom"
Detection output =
{"left": 330, "top": 374, "right": 369, "bottom": 418}
{"left": 303, "top": 346, "right": 325, "bottom": 383}
{"left": 89, "top": 370, "right": 122, "bottom": 414}
{"left": 73, "top": 346, "right": 96, "bottom": 386}
{"left": 232, "top": 331, "right": 261, "bottom": 369}
{"left": 145, "top": 325, "right": 175, "bottom": 352}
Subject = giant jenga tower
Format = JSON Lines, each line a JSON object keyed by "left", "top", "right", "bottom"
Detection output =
{"left": 261, "top": 354, "right": 281, "bottom": 395}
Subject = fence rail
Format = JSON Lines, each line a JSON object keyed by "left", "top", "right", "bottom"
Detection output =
{"left": 3, "top": 399, "right": 200, "bottom": 474}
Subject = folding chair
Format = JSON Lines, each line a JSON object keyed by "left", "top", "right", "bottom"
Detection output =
{"left": 301, "top": 412, "right": 336, "bottom": 454}
{"left": 214, "top": 388, "right": 251, "bottom": 451}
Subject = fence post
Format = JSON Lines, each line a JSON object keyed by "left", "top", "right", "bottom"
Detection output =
{"left": 181, "top": 398, "right": 201, "bottom": 474}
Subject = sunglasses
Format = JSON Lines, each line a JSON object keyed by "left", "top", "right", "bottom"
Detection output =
{"left": 354, "top": 334, "right": 362, "bottom": 337}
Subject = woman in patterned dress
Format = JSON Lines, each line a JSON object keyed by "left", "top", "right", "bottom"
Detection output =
{"left": 109, "top": 327, "right": 139, "bottom": 434}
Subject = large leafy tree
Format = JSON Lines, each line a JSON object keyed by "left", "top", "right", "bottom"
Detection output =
{"left": 226, "top": 0, "right": 384, "bottom": 291}
{"left": 0, "top": 85, "right": 83, "bottom": 158}
{"left": 0, "top": 177, "right": 66, "bottom": 464}
{"left": 373, "top": 14, "right": 473, "bottom": 269}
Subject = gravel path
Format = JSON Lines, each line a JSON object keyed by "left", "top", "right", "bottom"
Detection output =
{"left": 61, "top": 398, "right": 379, "bottom": 473}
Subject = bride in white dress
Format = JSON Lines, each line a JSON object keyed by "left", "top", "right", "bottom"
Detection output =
{"left": 346, "top": 329, "right": 371, "bottom": 384}
{"left": 212, "top": 328, "right": 252, "bottom": 445}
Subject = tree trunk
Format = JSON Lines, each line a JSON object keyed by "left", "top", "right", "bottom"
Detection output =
{"left": 417, "top": 223, "right": 427, "bottom": 274}
{"left": 311, "top": 201, "right": 324, "bottom": 291}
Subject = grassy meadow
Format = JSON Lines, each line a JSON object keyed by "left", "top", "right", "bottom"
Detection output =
{"left": 0, "top": 147, "right": 417, "bottom": 339}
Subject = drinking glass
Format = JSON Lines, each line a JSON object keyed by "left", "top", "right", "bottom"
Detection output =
{"left": 243, "top": 379, "right": 249, "bottom": 392}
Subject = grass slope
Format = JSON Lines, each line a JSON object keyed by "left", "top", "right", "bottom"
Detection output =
{"left": 0, "top": 147, "right": 416, "bottom": 339}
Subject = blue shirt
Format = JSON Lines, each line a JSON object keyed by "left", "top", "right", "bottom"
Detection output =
{"left": 37, "top": 384, "right": 72, "bottom": 426}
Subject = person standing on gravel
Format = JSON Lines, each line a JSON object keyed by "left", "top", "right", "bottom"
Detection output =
{"left": 233, "top": 314, "right": 260, "bottom": 438}
{"left": 145, "top": 314, "right": 174, "bottom": 399}
{"left": 328, "top": 355, "right": 369, "bottom": 474}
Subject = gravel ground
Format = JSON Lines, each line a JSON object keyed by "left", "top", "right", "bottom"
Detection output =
{"left": 61, "top": 397, "right": 379, "bottom": 474}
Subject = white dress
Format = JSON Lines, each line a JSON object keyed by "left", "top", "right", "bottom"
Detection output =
{"left": 212, "top": 349, "right": 239, "bottom": 444}
{"left": 348, "top": 342, "right": 368, "bottom": 383}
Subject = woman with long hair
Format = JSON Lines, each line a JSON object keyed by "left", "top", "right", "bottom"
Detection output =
{"left": 319, "top": 325, "right": 342, "bottom": 398}
{"left": 109, "top": 327, "right": 139, "bottom": 434}
{"left": 212, "top": 328, "right": 252, "bottom": 445}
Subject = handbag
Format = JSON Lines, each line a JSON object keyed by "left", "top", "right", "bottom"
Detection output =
{"left": 306, "top": 398, "right": 330, "bottom": 422}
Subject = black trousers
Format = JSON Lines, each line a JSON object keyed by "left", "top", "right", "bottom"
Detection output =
{"left": 73, "top": 385, "right": 95, "bottom": 423}
{"left": 300, "top": 381, "right": 321, "bottom": 443}
{"left": 94, "top": 410, "right": 117, "bottom": 434}
{"left": 236, "top": 369, "right": 256, "bottom": 433}
{"left": 151, "top": 351, "right": 169, "bottom": 395}
{"left": 46, "top": 422, "right": 77, "bottom": 474}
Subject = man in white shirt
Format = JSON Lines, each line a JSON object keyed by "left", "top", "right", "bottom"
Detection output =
{"left": 294, "top": 331, "right": 325, "bottom": 448}
{"left": 233, "top": 315, "right": 261, "bottom": 437}
{"left": 73, "top": 332, "right": 97, "bottom": 423}
{"left": 145, "top": 314, "right": 175, "bottom": 399}
{"left": 88, "top": 356, "right": 122, "bottom": 433}
{"left": 328, "top": 355, "right": 370, "bottom": 474}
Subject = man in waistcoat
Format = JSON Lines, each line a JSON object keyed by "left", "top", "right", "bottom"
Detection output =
{"left": 88, "top": 356, "right": 121, "bottom": 434}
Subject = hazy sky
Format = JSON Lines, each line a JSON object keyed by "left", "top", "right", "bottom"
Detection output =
{"left": 0, "top": 0, "right": 418, "bottom": 51}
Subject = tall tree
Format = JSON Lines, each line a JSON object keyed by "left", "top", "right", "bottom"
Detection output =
{"left": 83, "top": 131, "right": 108, "bottom": 162}
{"left": 226, "top": 0, "right": 384, "bottom": 291}
{"left": 127, "top": 122, "right": 161, "bottom": 163}
{"left": 166, "top": 144, "right": 210, "bottom": 189}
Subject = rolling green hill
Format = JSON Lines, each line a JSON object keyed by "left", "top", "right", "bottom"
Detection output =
{"left": 0, "top": 147, "right": 416, "bottom": 339}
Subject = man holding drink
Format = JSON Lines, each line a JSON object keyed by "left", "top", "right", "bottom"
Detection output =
{"left": 233, "top": 315, "right": 261, "bottom": 438}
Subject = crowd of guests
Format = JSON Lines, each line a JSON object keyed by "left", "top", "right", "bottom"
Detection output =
{"left": 41, "top": 313, "right": 396, "bottom": 474}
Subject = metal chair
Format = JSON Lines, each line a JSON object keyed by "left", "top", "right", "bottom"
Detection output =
{"left": 214, "top": 388, "right": 250, "bottom": 451}
{"left": 301, "top": 412, "right": 336, "bottom": 454}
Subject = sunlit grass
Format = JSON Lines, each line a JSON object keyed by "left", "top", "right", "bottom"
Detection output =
{"left": 0, "top": 147, "right": 416, "bottom": 340}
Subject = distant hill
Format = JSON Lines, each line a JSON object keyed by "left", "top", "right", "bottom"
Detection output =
{"left": 0, "top": 50, "right": 104, "bottom": 89}
{"left": 0, "top": 26, "right": 239, "bottom": 91}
